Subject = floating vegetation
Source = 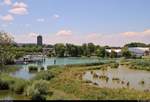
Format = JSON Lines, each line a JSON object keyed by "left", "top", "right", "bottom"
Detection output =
{"left": 28, "top": 66, "right": 38, "bottom": 73}
{"left": 112, "top": 77, "right": 120, "bottom": 81}
{"left": 93, "top": 73, "right": 99, "bottom": 78}
{"left": 90, "top": 71, "right": 94, "bottom": 74}
{"left": 127, "top": 82, "right": 130, "bottom": 87}
{"left": 84, "top": 80, "right": 92, "bottom": 83}
{"left": 121, "top": 81, "right": 125, "bottom": 84}
{"left": 139, "top": 80, "right": 145, "bottom": 85}
{"left": 93, "top": 82, "right": 99, "bottom": 86}
{"left": 110, "top": 63, "right": 119, "bottom": 69}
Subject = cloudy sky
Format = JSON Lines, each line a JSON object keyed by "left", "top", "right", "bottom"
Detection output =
{"left": 0, "top": 0, "right": 150, "bottom": 46}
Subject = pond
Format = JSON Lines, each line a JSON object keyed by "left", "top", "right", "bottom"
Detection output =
{"left": 10, "top": 57, "right": 104, "bottom": 79}
{"left": 83, "top": 65, "right": 150, "bottom": 91}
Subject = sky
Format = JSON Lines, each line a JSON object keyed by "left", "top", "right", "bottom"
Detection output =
{"left": 0, "top": 0, "right": 150, "bottom": 46}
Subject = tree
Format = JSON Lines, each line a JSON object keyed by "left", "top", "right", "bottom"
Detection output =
{"left": 87, "top": 43, "right": 95, "bottom": 56}
{"left": 54, "top": 43, "right": 66, "bottom": 57}
{"left": 121, "top": 47, "right": 132, "bottom": 58}
{"left": 0, "top": 31, "right": 15, "bottom": 68}
{"left": 95, "top": 47, "right": 106, "bottom": 58}
{"left": 124, "top": 42, "right": 147, "bottom": 47}
{"left": 110, "top": 50, "right": 117, "bottom": 58}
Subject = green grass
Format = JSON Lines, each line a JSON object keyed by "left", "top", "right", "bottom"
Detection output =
{"left": 122, "top": 59, "right": 150, "bottom": 71}
{"left": 0, "top": 60, "right": 150, "bottom": 100}
{"left": 45, "top": 66, "right": 150, "bottom": 100}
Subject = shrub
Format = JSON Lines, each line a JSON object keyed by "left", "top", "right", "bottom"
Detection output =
{"left": 0, "top": 79, "right": 9, "bottom": 90}
{"left": 28, "top": 66, "right": 38, "bottom": 72}
{"left": 10, "top": 80, "right": 27, "bottom": 94}
{"left": 25, "top": 80, "right": 52, "bottom": 100}
{"left": 110, "top": 63, "right": 119, "bottom": 69}
{"left": 33, "top": 71, "right": 55, "bottom": 81}
{"left": 41, "top": 67, "right": 44, "bottom": 70}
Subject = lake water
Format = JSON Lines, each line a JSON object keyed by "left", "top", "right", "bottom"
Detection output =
{"left": 10, "top": 57, "right": 102, "bottom": 79}
{"left": 83, "top": 65, "right": 150, "bottom": 91}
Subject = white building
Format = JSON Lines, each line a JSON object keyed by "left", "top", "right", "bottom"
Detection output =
{"left": 128, "top": 47, "right": 150, "bottom": 57}
{"left": 106, "top": 48, "right": 122, "bottom": 56}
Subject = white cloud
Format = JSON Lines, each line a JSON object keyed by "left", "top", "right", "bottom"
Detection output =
{"left": 37, "top": 18, "right": 45, "bottom": 22}
{"left": 28, "top": 32, "right": 38, "bottom": 37}
{"left": 56, "top": 30, "right": 73, "bottom": 36}
{"left": 122, "top": 29, "right": 150, "bottom": 37}
{"left": 3, "top": 0, "right": 12, "bottom": 5}
{"left": 12, "top": 2, "right": 27, "bottom": 8}
{"left": 9, "top": 2, "right": 28, "bottom": 15}
{"left": 53, "top": 14, "right": 60, "bottom": 19}
{"left": 0, "top": 14, "right": 14, "bottom": 22}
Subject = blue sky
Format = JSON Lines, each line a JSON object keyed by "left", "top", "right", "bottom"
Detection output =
{"left": 0, "top": 0, "right": 150, "bottom": 46}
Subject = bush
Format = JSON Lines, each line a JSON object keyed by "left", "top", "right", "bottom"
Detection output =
{"left": 25, "top": 80, "right": 52, "bottom": 100}
{"left": 33, "top": 71, "right": 55, "bottom": 81}
{"left": 10, "top": 80, "right": 27, "bottom": 94}
{"left": 110, "top": 63, "right": 119, "bottom": 69}
{"left": 28, "top": 66, "right": 38, "bottom": 72}
{"left": 41, "top": 67, "right": 44, "bottom": 70}
{"left": 0, "top": 79, "right": 9, "bottom": 90}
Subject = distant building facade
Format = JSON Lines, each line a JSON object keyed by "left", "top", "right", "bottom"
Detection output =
{"left": 37, "top": 35, "right": 43, "bottom": 46}
{"left": 106, "top": 48, "right": 122, "bottom": 56}
{"left": 128, "top": 47, "right": 150, "bottom": 57}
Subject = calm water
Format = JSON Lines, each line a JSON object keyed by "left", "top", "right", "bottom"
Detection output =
{"left": 10, "top": 57, "right": 101, "bottom": 79}
{"left": 83, "top": 65, "right": 150, "bottom": 91}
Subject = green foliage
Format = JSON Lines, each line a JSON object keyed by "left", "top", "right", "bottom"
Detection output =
{"left": 10, "top": 80, "right": 28, "bottom": 94}
{"left": 110, "top": 50, "right": 117, "bottom": 58}
{"left": 0, "top": 73, "right": 28, "bottom": 94}
{"left": 25, "top": 80, "right": 52, "bottom": 100}
{"left": 54, "top": 43, "right": 66, "bottom": 57}
{"left": 124, "top": 42, "right": 148, "bottom": 47}
{"left": 33, "top": 71, "right": 55, "bottom": 81}
{"left": 121, "top": 47, "right": 132, "bottom": 58}
{"left": 95, "top": 47, "right": 107, "bottom": 58}
{"left": 0, "top": 79, "right": 9, "bottom": 90}
{"left": 110, "top": 63, "right": 119, "bottom": 68}
{"left": 28, "top": 66, "right": 38, "bottom": 72}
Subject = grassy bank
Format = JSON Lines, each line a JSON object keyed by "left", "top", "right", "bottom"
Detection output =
{"left": 45, "top": 65, "right": 150, "bottom": 100}
{"left": 120, "top": 59, "right": 150, "bottom": 71}
{"left": 0, "top": 61, "right": 150, "bottom": 100}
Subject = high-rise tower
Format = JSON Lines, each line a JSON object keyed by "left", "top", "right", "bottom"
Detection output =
{"left": 37, "top": 35, "right": 43, "bottom": 46}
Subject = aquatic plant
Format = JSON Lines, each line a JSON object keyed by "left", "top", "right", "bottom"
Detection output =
{"left": 112, "top": 77, "right": 120, "bottom": 81}
{"left": 139, "top": 80, "right": 145, "bottom": 85}
{"left": 41, "top": 67, "right": 44, "bottom": 70}
{"left": 28, "top": 66, "right": 38, "bottom": 72}
{"left": 110, "top": 63, "right": 119, "bottom": 69}
{"left": 93, "top": 73, "right": 99, "bottom": 78}
{"left": 127, "top": 82, "right": 130, "bottom": 87}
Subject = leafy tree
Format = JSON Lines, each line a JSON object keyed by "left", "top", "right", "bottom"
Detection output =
{"left": 110, "top": 50, "right": 117, "bottom": 58}
{"left": 54, "top": 43, "right": 66, "bottom": 57}
{"left": 87, "top": 43, "right": 95, "bottom": 56}
{"left": 95, "top": 47, "right": 106, "bottom": 58}
{"left": 121, "top": 47, "right": 132, "bottom": 58}
{"left": 0, "top": 32, "right": 15, "bottom": 68}
{"left": 124, "top": 42, "right": 147, "bottom": 47}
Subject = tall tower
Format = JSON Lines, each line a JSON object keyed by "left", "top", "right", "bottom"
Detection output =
{"left": 37, "top": 35, "right": 43, "bottom": 46}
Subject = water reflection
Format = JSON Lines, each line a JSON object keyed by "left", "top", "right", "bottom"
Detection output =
{"left": 83, "top": 65, "right": 150, "bottom": 91}
{"left": 10, "top": 57, "right": 101, "bottom": 79}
